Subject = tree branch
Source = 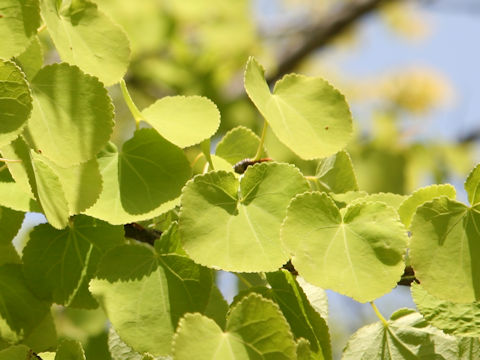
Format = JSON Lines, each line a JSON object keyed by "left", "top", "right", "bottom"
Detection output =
{"left": 124, "top": 223, "right": 162, "bottom": 246}
{"left": 267, "top": 0, "right": 401, "bottom": 85}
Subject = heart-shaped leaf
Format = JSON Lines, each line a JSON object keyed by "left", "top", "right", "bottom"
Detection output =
{"left": 244, "top": 57, "right": 352, "bottom": 160}
{"left": 281, "top": 192, "right": 408, "bottom": 302}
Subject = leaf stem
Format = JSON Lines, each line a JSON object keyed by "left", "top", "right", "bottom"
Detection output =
{"left": 253, "top": 120, "right": 268, "bottom": 161}
{"left": 200, "top": 139, "right": 214, "bottom": 171}
{"left": 370, "top": 301, "right": 388, "bottom": 327}
{"left": 0, "top": 157, "right": 22, "bottom": 163}
{"left": 120, "top": 79, "right": 144, "bottom": 130}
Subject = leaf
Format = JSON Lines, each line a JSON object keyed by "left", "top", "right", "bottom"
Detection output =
{"left": 342, "top": 309, "right": 459, "bottom": 359}
{"left": 30, "top": 151, "right": 69, "bottom": 229}
{"left": 0, "top": 181, "right": 40, "bottom": 212}
{"left": 411, "top": 282, "right": 480, "bottom": 337}
{"left": 244, "top": 57, "right": 352, "bottom": 160}
{"left": 296, "top": 277, "right": 329, "bottom": 321}
{"left": 410, "top": 196, "right": 480, "bottom": 302}
{"left": 40, "top": 0, "right": 130, "bottom": 85}
{"left": 458, "top": 337, "right": 480, "bottom": 360}
{"left": 154, "top": 222, "right": 185, "bottom": 255}
{"left": 90, "top": 244, "right": 212, "bottom": 356}
{"left": 0, "top": 206, "right": 24, "bottom": 266}
{"left": 0, "top": 0, "right": 41, "bottom": 58}
{"left": 142, "top": 96, "right": 220, "bottom": 148}
{"left": 465, "top": 163, "right": 480, "bottom": 206}
{"left": 173, "top": 293, "right": 297, "bottom": 360}
{"left": 203, "top": 285, "right": 229, "bottom": 329}
{"left": 0, "top": 136, "right": 36, "bottom": 196}
{"left": 313, "top": 151, "right": 358, "bottom": 193}
{"left": 296, "top": 338, "right": 313, "bottom": 360}
{"left": 22, "top": 215, "right": 124, "bottom": 308}
{"left": 14, "top": 36, "right": 43, "bottom": 80}
{"left": 47, "top": 157, "right": 103, "bottom": 215}
{"left": 179, "top": 162, "right": 310, "bottom": 272}
{"left": 0, "top": 345, "right": 33, "bottom": 360}
{"left": 84, "top": 129, "right": 190, "bottom": 224}
{"left": 266, "top": 270, "right": 331, "bottom": 360}
{"left": 281, "top": 192, "right": 408, "bottom": 302}
{"left": 215, "top": 126, "right": 266, "bottom": 165}
{"left": 398, "top": 184, "right": 456, "bottom": 228}
{"left": 24, "top": 63, "right": 114, "bottom": 167}
{"left": 55, "top": 339, "right": 85, "bottom": 360}
{"left": 350, "top": 193, "right": 406, "bottom": 211}
{"left": 0, "top": 60, "right": 32, "bottom": 147}
{"left": 0, "top": 264, "right": 52, "bottom": 345}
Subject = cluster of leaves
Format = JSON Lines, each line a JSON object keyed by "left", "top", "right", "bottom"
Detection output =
{"left": 1, "top": 0, "right": 480, "bottom": 359}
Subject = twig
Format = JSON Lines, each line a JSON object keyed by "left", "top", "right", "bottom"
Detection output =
{"left": 267, "top": 0, "right": 400, "bottom": 85}
{"left": 124, "top": 223, "right": 162, "bottom": 246}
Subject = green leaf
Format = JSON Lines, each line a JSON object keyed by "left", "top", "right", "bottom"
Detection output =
{"left": 24, "top": 63, "right": 114, "bottom": 167}
{"left": 142, "top": 96, "right": 220, "bottom": 148}
{"left": 154, "top": 222, "right": 185, "bottom": 255}
{"left": 312, "top": 151, "right": 358, "bottom": 193}
{"left": 244, "top": 57, "right": 352, "bottom": 160}
{"left": 179, "top": 162, "right": 310, "bottom": 272}
{"left": 0, "top": 181, "right": 40, "bottom": 212}
{"left": 281, "top": 193, "right": 408, "bottom": 302}
{"left": 0, "top": 0, "right": 41, "bottom": 58}
{"left": 342, "top": 309, "right": 459, "bottom": 359}
{"left": 30, "top": 151, "right": 69, "bottom": 229}
{"left": 84, "top": 130, "right": 190, "bottom": 224}
{"left": 0, "top": 206, "right": 24, "bottom": 266}
{"left": 0, "top": 345, "right": 33, "bottom": 360}
{"left": 398, "top": 184, "right": 456, "bottom": 228}
{"left": 40, "top": 0, "right": 130, "bottom": 85}
{"left": 296, "top": 277, "right": 328, "bottom": 321}
{"left": 458, "top": 337, "right": 480, "bottom": 360}
{"left": 465, "top": 163, "right": 480, "bottom": 206}
{"left": 0, "top": 264, "right": 53, "bottom": 345}
{"left": 296, "top": 338, "right": 313, "bottom": 360}
{"left": 350, "top": 193, "right": 406, "bottom": 211}
{"left": 55, "top": 339, "right": 85, "bottom": 360}
{"left": 47, "top": 157, "right": 103, "bottom": 215}
{"left": 266, "top": 270, "right": 331, "bottom": 360}
{"left": 410, "top": 196, "right": 480, "bottom": 302}
{"left": 215, "top": 126, "right": 266, "bottom": 165}
{"left": 173, "top": 293, "right": 297, "bottom": 360}
{"left": 411, "top": 282, "right": 480, "bottom": 337}
{"left": 22, "top": 215, "right": 124, "bottom": 308}
{"left": 204, "top": 285, "right": 229, "bottom": 329}
{"left": 14, "top": 36, "right": 43, "bottom": 81}
{"left": 0, "top": 60, "right": 32, "bottom": 147}
{"left": 0, "top": 136, "right": 36, "bottom": 196}
{"left": 90, "top": 244, "right": 212, "bottom": 356}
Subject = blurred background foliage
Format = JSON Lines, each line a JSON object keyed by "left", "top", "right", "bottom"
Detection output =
{"left": 29, "top": 0, "right": 480, "bottom": 358}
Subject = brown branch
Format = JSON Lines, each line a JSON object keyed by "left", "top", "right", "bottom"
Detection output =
{"left": 267, "top": 0, "right": 401, "bottom": 85}
{"left": 124, "top": 223, "right": 162, "bottom": 246}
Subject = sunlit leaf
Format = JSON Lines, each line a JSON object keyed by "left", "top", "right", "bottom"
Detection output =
{"left": 313, "top": 151, "right": 358, "bottom": 193}
{"left": 179, "top": 162, "right": 309, "bottom": 272}
{"left": 142, "top": 96, "right": 220, "bottom": 148}
{"left": 0, "top": 60, "right": 32, "bottom": 147}
{"left": 40, "top": 0, "right": 130, "bottom": 85}
{"left": 173, "top": 293, "right": 297, "bottom": 360}
{"left": 244, "top": 57, "right": 352, "bottom": 160}
{"left": 215, "top": 126, "right": 265, "bottom": 165}
{"left": 90, "top": 244, "right": 212, "bottom": 356}
{"left": 281, "top": 192, "right": 408, "bottom": 302}
{"left": 14, "top": 36, "right": 43, "bottom": 80}
{"left": 0, "top": 0, "right": 41, "bottom": 58}
{"left": 25, "top": 63, "right": 114, "bottom": 167}
{"left": 465, "top": 163, "right": 480, "bottom": 206}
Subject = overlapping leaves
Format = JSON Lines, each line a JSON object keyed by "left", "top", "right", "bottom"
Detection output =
{"left": 179, "top": 162, "right": 309, "bottom": 272}
{"left": 90, "top": 244, "right": 213, "bottom": 356}
{"left": 410, "top": 164, "right": 480, "bottom": 303}
{"left": 173, "top": 293, "right": 297, "bottom": 360}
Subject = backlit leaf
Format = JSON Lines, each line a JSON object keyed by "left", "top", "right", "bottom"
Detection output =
{"left": 215, "top": 126, "right": 265, "bottom": 165}
{"left": 281, "top": 192, "right": 408, "bottom": 302}
{"left": 173, "top": 293, "right": 297, "bottom": 360}
{"left": 244, "top": 57, "right": 352, "bottom": 160}
{"left": 142, "top": 96, "right": 220, "bottom": 148}
{"left": 313, "top": 151, "right": 358, "bottom": 193}
{"left": 40, "top": 0, "right": 130, "bottom": 85}
{"left": 179, "top": 162, "right": 310, "bottom": 272}
{"left": 465, "top": 163, "right": 480, "bottom": 206}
